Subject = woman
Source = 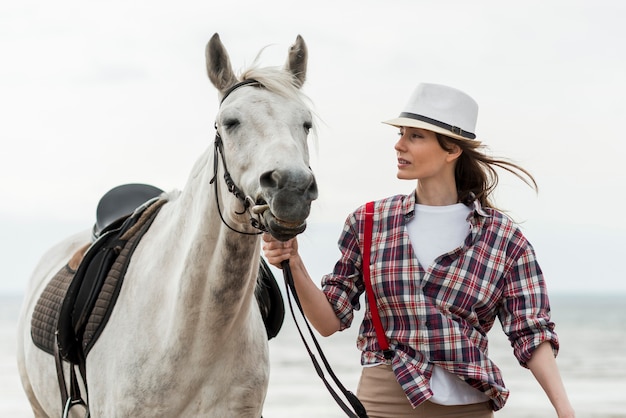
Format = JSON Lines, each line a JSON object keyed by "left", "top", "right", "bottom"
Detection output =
{"left": 262, "top": 83, "right": 575, "bottom": 417}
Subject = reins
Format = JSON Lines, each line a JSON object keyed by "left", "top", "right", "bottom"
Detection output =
{"left": 213, "top": 79, "right": 368, "bottom": 418}
{"left": 281, "top": 260, "right": 369, "bottom": 418}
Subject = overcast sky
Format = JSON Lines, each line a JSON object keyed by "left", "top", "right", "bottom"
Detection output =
{"left": 1, "top": 0, "right": 625, "bottom": 294}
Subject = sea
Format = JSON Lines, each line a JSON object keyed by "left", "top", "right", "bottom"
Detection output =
{"left": 2, "top": 292, "right": 625, "bottom": 417}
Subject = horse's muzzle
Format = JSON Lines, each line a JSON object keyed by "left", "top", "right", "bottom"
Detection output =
{"left": 257, "top": 168, "right": 317, "bottom": 240}
{"left": 262, "top": 211, "right": 307, "bottom": 241}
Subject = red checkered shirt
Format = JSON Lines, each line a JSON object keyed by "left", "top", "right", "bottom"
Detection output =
{"left": 321, "top": 192, "right": 559, "bottom": 410}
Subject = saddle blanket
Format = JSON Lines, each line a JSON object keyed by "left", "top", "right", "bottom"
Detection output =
{"left": 30, "top": 199, "right": 165, "bottom": 357}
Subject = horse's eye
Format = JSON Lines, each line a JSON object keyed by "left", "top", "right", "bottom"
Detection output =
{"left": 223, "top": 118, "right": 240, "bottom": 130}
{"left": 303, "top": 121, "right": 312, "bottom": 134}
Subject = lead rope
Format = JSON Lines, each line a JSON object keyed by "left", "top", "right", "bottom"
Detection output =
{"left": 281, "top": 260, "right": 369, "bottom": 418}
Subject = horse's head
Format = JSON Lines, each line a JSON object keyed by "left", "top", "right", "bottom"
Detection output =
{"left": 205, "top": 33, "right": 318, "bottom": 241}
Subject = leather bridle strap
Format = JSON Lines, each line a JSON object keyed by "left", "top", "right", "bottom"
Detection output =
{"left": 281, "top": 260, "right": 369, "bottom": 418}
{"left": 209, "top": 79, "right": 267, "bottom": 236}
{"left": 209, "top": 134, "right": 265, "bottom": 236}
{"left": 211, "top": 133, "right": 252, "bottom": 212}
{"left": 220, "top": 79, "right": 261, "bottom": 104}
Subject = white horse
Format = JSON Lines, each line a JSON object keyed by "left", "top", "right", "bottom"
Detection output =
{"left": 17, "top": 33, "right": 317, "bottom": 417}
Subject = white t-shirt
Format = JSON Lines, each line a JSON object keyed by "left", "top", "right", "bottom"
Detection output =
{"left": 406, "top": 203, "right": 471, "bottom": 270}
{"left": 405, "top": 203, "right": 490, "bottom": 405}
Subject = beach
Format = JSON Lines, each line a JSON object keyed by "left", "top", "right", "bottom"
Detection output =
{"left": 2, "top": 293, "right": 625, "bottom": 417}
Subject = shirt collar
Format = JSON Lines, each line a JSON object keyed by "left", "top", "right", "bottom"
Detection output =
{"left": 471, "top": 198, "right": 491, "bottom": 218}
{"left": 402, "top": 190, "right": 491, "bottom": 221}
{"left": 402, "top": 191, "right": 418, "bottom": 219}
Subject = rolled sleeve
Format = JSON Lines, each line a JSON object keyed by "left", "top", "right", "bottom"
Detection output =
{"left": 321, "top": 215, "right": 365, "bottom": 331}
{"left": 322, "top": 273, "right": 361, "bottom": 330}
{"left": 498, "top": 245, "right": 559, "bottom": 367}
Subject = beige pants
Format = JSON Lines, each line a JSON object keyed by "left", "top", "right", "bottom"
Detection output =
{"left": 356, "top": 365, "right": 494, "bottom": 418}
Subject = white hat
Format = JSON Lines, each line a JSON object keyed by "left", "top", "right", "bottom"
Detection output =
{"left": 383, "top": 83, "right": 479, "bottom": 142}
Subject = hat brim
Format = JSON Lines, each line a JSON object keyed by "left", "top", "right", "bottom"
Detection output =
{"left": 382, "top": 117, "right": 479, "bottom": 143}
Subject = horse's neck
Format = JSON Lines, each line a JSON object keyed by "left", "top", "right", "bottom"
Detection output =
{"left": 155, "top": 185, "right": 261, "bottom": 336}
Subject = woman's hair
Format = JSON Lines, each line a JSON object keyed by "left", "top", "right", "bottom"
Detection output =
{"left": 435, "top": 133, "right": 538, "bottom": 209}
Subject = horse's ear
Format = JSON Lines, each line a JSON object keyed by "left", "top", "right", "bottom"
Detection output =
{"left": 286, "top": 35, "right": 307, "bottom": 88}
{"left": 206, "top": 33, "right": 238, "bottom": 92}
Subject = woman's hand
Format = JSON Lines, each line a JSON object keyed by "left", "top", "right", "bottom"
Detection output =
{"left": 262, "top": 233, "right": 341, "bottom": 336}
{"left": 262, "top": 233, "right": 299, "bottom": 268}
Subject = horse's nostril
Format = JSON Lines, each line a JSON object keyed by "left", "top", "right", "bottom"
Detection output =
{"left": 307, "top": 179, "right": 319, "bottom": 200}
{"left": 260, "top": 170, "right": 279, "bottom": 189}
{"left": 260, "top": 169, "right": 317, "bottom": 194}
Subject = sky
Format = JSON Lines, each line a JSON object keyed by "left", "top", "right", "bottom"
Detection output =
{"left": 1, "top": 0, "right": 625, "bottom": 295}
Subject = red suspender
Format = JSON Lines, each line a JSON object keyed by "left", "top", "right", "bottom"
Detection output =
{"left": 363, "top": 202, "right": 393, "bottom": 359}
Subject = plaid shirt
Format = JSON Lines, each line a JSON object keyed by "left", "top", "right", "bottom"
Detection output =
{"left": 321, "top": 191, "right": 559, "bottom": 410}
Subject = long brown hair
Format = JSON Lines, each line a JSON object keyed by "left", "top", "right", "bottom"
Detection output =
{"left": 436, "top": 133, "right": 538, "bottom": 209}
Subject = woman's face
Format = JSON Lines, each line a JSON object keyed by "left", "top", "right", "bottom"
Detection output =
{"left": 394, "top": 127, "right": 457, "bottom": 181}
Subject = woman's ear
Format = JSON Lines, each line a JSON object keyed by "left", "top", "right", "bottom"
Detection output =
{"left": 446, "top": 143, "right": 463, "bottom": 163}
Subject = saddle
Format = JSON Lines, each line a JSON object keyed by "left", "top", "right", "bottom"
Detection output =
{"left": 31, "top": 195, "right": 166, "bottom": 365}
{"left": 31, "top": 184, "right": 284, "bottom": 365}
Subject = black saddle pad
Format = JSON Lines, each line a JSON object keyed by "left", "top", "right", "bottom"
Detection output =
{"left": 31, "top": 199, "right": 166, "bottom": 363}
{"left": 31, "top": 197, "right": 284, "bottom": 362}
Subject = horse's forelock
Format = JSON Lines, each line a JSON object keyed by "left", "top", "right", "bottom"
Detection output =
{"left": 240, "top": 66, "right": 303, "bottom": 101}
{"left": 239, "top": 65, "right": 319, "bottom": 147}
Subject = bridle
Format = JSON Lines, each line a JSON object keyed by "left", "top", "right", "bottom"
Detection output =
{"left": 209, "top": 79, "right": 268, "bottom": 236}
{"left": 211, "top": 79, "right": 368, "bottom": 418}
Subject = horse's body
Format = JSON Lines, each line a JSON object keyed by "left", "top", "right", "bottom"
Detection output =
{"left": 16, "top": 33, "right": 317, "bottom": 417}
